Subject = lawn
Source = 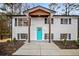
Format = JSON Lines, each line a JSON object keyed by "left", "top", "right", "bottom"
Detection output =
{"left": 53, "top": 41, "right": 79, "bottom": 49}
{"left": 0, "top": 38, "right": 11, "bottom": 42}
{"left": 0, "top": 38, "right": 25, "bottom": 56}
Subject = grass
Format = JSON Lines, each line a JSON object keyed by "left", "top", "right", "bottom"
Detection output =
{"left": 0, "top": 38, "right": 11, "bottom": 42}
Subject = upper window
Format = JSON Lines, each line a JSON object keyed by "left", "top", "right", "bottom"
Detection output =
{"left": 61, "top": 18, "right": 71, "bottom": 24}
{"left": 45, "top": 18, "right": 48, "bottom": 24}
{"left": 15, "top": 18, "right": 28, "bottom": 26}
{"left": 18, "top": 18, "right": 22, "bottom": 26}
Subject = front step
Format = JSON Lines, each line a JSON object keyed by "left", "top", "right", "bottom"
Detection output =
{"left": 24, "top": 40, "right": 51, "bottom": 43}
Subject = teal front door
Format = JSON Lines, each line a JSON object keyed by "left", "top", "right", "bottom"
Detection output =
{"left": 37, "top": 27, "right": 42, "bottom": 41}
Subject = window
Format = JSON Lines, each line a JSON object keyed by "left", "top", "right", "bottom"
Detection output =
{"left": 61, "top": 18, "right": 68, "bottom": 24}
{"left": 18, "top": 18, "right": 22, "bottom": 26}
{"left": 45, "top": 18, "right": 48, "bottom": 24}
{"left": 18, "top": 18, "right": 28, "bottom": 26}
{"left": 64, "top": 19, "right": 68, "bottom": 24}
{"left": 44, "top": 33, "right": 54, "bottom": 39}
{"left": 15, "top": 18, "right": 17, "bottom": 26}
{"left": 60, "top": 34, "right": 67, "bottom": 39}
{"left": 17, "top": 33, "right": 28, "bottom": 39}
{"left": 23, "top": 19, "right": 28, "bottom": 26}
{"left": 60, "top": 33, "right": 71, "bottom": 40}
{"left": 21, "top": 34, "right": 28, "bottom": 39}
{"left": 51, "top": 18, "right": 53, "bottom": 24}
{"left": 61, "top": 18, "right": 71, "bottom": 24}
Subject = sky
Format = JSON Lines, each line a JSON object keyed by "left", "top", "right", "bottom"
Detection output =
{"left": 0, "top": 3, "right": 79, "bottom": 15}
{"left": 37, "top": 3, "right": 49, "bottom": 8}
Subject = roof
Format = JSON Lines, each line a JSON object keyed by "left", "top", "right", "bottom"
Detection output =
{"left": 53, "top": 15, "right": 79, "bottom": 17}
{"left": 9, "top": 15, "right": 79, "bottom": 17}
{"left": 23, "top": 5, "right": 56, "bottom": 13}
{"left": 7, "top": 15, "right": 26, "bottom": 17}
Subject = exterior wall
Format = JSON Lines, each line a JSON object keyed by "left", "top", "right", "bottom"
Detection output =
{"left": 51, "top": 16, "right": 78, "bottom": 41}
{"left": 12, "top": 16, "right": 28, "bottom": 40}
{"left": 30, "top": 17, "right": 49, "bottom": 40}
{"left": 12, "top": 16, "right": 78, "bottom": 41}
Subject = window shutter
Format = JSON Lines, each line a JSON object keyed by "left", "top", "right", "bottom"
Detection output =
{"left": 44, "top": 33, "right": 47, "bottom": 39}
{"left": 44, "top": 33, "right": 49, "bottom": 39}
{"left": 51, "top": 18, "right": 53, "bottom": 24}
{"left": 69, "top": 18, "right": 71, "bottom": 24}
{"left": 45, "top": 18, "right": 48, "bottom": 24}
{"left": 61, "top": 18, "right": 63, "bottom": 24}
{"left": 15, "top": 18, "right": 17, "bottom": 26}
{"left": 68, "top": 34, "right": 71, "bottom": 39}
{"left": 51, "top": 33, "right": 53, "bottom": 39}
{"left": 17, "top": 34, "right": 20, "bottom": 39}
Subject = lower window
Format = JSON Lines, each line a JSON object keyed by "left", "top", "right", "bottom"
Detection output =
{"left": 17, "top": 33, "right": 28, "bottom": 39}
{"left": 44, "top": 33, "right": 54, "bottom": 39}
{"left": 60, "top": 33, "right": 71, "bottom": 40}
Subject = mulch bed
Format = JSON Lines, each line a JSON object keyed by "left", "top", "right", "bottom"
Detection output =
{"left": 0, "top": 40, "right": 25, "bottom": 56}
{"left": 53, "top": 41, "right": 79, "bottom": 49}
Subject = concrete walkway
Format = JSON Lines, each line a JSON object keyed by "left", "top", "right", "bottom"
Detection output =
{"left": 13, "top": 41, "right": 79, "bottom": 56}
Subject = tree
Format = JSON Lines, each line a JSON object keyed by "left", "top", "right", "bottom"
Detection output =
{"left": 23, "top": 3, "right": 39, "bottom": 10}
{"left": 49, "top": 3, "right": 59, "bottom": 10}
{"left": 4, "top": 3, "right": 22, "bottom": 15}
{"left": 49, "top": 3, "right": 79, "bottom": 15}
{"left": 0, "top": 12, "right": 10, "bottom": 40}
{"left": 62, "top": 3, "right": 79, "bottom": 15}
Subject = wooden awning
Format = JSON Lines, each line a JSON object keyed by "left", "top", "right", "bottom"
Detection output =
{"left": 29, "top": 9, "right": 50, "bottom": 17}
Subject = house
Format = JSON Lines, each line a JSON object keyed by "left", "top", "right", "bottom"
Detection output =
{"left": 12, "top": 6, "right": 79, "bottom": 43}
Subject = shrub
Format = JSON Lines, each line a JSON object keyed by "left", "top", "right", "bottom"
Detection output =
{"left": 7, "top": 40, "right": 11, "bottom": 43}
{"left": 63, "top": 39, "right": 67, "bottom": 46}
{"left": 73, "top": 40, "right": 79, "bottom": 47}
{"left": 73, "top": 40, "right": 77, "bottom": 45}
{"left": 76, "top": 40, "right": 79, "bottom": 46}
{"left": 13, "top": 38, "right": 17, "bottom": 43}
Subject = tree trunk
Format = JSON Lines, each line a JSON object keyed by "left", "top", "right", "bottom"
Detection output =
{"left": 65, "top": 4, "right": 68, "bottom": 15}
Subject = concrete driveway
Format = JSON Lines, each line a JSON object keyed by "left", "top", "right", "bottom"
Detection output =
{"left": 13, "top": 41, "right": 79, "bottom": 56}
